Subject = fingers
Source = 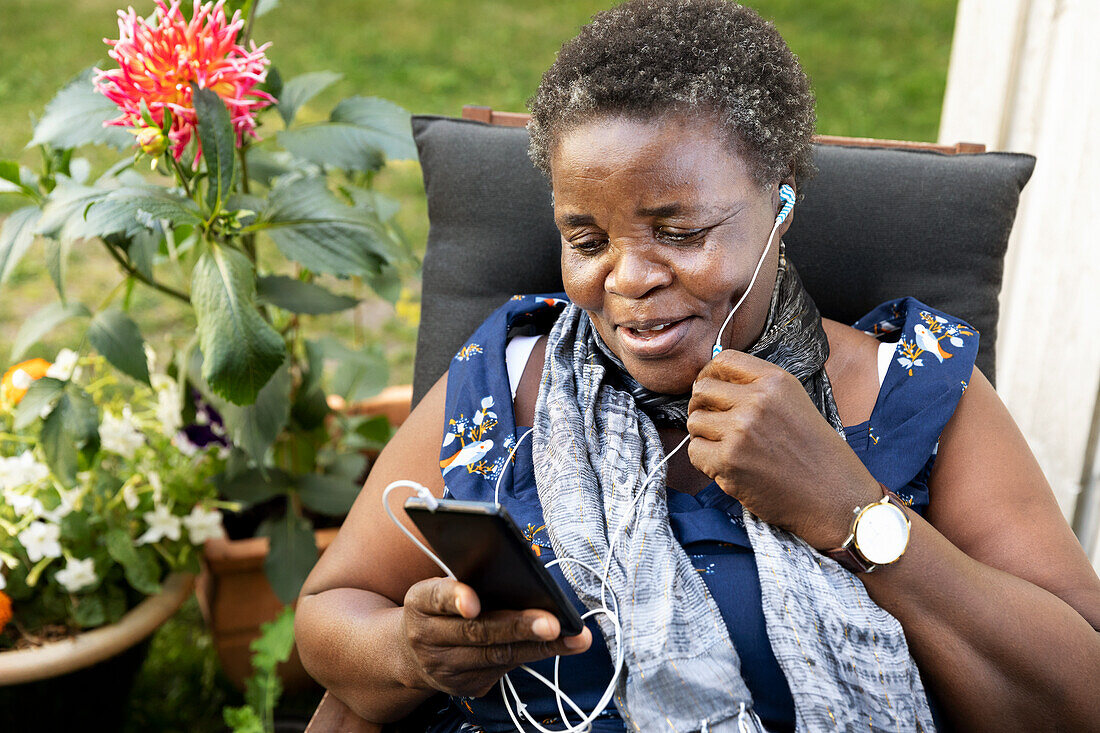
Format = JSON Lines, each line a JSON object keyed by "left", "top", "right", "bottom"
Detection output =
{"left": 405, "top": 577, "right": 481, "bottom": 618}
{"left": 426, "top": 608, "right": 564, "bottom": 646}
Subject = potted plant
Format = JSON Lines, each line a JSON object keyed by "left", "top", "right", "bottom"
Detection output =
{"left": 0, "top": 0, "right": 417, "bottom": 689}
{"left": 0, "top": 350, "right": 223, "bottom": 728}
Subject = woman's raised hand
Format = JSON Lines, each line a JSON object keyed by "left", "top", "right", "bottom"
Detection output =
{"left": 686, "top": 349, "right": 882, "bottom": 550}
{"left": 400, "top": 577, "right": 592, "bottom": 698}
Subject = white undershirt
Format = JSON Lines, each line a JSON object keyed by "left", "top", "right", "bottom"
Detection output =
{"left": 505, "top": 335, "right": 897, "bottom": 400}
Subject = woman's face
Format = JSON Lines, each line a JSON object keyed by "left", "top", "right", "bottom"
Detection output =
{"left": 551, "top": 113, "right": 789, "bottom": 394}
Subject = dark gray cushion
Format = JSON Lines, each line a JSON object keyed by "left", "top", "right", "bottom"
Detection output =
{"left": 411, "top": 115, "right": 1035, "bottom": 405}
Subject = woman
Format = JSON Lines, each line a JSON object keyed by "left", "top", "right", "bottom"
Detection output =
{"left": 295, "top": 1, "right": 1100, "bottom": 730}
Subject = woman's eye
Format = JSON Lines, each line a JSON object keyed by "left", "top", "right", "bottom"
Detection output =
{"left": 568, "top": 237, "right": 608, "bottom": 253}
{"left": 656, "top": 227, "right": 705, "bottom": 242}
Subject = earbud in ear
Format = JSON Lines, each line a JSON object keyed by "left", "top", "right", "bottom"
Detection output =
{"left": 775, "top": 183, "right": 796, "bottom": 225}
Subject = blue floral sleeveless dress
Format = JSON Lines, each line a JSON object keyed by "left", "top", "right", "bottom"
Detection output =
{"left": 423, "top": 294, "right": 977, "bottom": 732}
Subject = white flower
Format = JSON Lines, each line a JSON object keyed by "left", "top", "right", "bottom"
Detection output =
{"left": 45, "top": 348, "right": 81, "bottom": 381}
{"left": 0, "top": 451, "right": 50, "bottom": 491}
{"left": 100, "top": 406, "right": 145, "bottom": 459}
{"left": 41, "top": 489, "right": 75, "bottom": 523}
{"left": 137, "top": 503, "right": 181, "bottom": 545}
{"left": 18, "top": 521, "right": 62, "bottom": 562}
{"left": 55, "top": 556, "right": 97, "bottom": 593}
{"left": 4, "top": 490, "right": 45, "bottom": 519}
{"left": 173, "top": 431, "right": 199, "bottom": 457}
{"left": 151, "top": 374, "right": 183, "bottom": 436}
{"left": 182, "top": 505, "right": 225, "bottom": 544}
{"left": 148, "top": 471, "right": 163, "bottom": 503}
{"left": 144, "top": 343, "right": 158, "bottom": 375}
{"left": 10, "top": 368, "right": 33, "bottom": 390}
{"left": 0, "top": 572, "right": 6, "bottom": 590}
{"left": 122, "top": 483, "right": 140, "bottom": 510}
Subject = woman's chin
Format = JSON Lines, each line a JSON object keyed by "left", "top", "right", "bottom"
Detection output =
{"left": 624, "top": 364, "right": 698, "bottom": 396}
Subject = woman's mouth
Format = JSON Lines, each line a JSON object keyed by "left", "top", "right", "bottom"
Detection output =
{"left": 617, "top": 317, "right": 692, "bottom": 356}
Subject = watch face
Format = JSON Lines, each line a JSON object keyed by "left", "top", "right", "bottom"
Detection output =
{"left": 854, "top": 503, "right": 910, "bottom": 565}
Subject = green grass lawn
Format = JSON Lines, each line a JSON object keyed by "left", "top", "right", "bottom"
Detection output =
{"left": 1, "top": 0, "right": 958, "bottom": 728}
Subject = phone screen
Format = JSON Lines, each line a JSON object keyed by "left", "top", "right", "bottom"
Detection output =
{"left": 404, "top": 498, "right": 585, "bottom": 637}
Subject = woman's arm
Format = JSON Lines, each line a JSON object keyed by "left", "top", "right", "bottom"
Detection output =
{"left": 687, "top": 352, "right": 1100, "bottom": 732}
{"left": 294, "top": 374, "right": 589, "bottom": 723}
{"left": 857, "top": 367, "right": 1100, "bottom": 732}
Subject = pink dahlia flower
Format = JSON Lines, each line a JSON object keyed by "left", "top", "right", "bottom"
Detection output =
{"left": 95, "top": 0, "right": 275, "bottom": 165}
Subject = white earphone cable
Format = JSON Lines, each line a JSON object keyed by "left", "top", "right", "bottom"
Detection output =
{"left": 382, "top": 186, "right": 793, "bottom": 730}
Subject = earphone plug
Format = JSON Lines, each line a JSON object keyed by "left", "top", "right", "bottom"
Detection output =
{"left": 775, "top": 183, "right": 796, "bottom": 225}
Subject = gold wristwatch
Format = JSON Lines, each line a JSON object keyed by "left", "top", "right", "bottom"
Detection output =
{"left": 825, "top": 483, "right": 911, "bottom": 573}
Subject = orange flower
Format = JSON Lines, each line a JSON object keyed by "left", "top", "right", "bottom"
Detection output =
{"left": 1, "top": 358, "right": 51, "bottom": 406}
{"left": 0, "top": 591, "right": 12, "bottom": 633}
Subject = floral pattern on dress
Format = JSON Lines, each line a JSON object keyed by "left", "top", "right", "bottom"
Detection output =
{"left": 894, "top": 310, "right": 975, "bottom": 376}
{"left": 454, "top": 343, "right": 483, "bottom": 362}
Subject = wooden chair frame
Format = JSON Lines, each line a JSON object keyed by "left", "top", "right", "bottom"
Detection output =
{"left": 304, "top": 108, "right": 984, "bottom": 731}
{"left": 460, "top": 105, "right": 985, "bottom": 155}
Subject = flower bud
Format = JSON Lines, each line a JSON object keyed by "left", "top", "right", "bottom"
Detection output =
{"left": 132, "top": 126, "right": 168, "bottom": 157}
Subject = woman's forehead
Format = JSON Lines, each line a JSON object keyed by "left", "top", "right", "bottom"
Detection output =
{"left": 550, "top": 114, "right": 759, "bottom": 212}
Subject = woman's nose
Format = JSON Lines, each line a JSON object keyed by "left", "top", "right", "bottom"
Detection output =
{"left": 604, "top": 246, "right": 672, "bottom": 299}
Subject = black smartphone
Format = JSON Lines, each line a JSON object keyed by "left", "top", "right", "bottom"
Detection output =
{"left": 403, "top": 497, "right": 585, "bottom": 637}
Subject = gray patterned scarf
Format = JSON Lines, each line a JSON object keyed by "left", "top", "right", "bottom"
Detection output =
{"left": 532, "top": 249, "right": 935, "bottom": 732}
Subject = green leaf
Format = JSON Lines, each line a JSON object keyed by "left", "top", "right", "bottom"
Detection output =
{"left": 260, "top": 177, "right": 393, "bottom": 276}
{"left": 29, "top": 68, "right": 133, "bottom": 151}
{"left": 60, "top": 386, "right": 101, "bottom": 459}
{"left": 14, "top": 377, "right": 64, "bottom": 429}
{"left": 124, "top": 230, "right": 158, "bottom": 280}
{"left": 327, "top": 452, "right": 368, "bottom": 482}
{"left": 251, "top": 605, "right": 296, "bottom": 667}
{"left": 353, "top": 414, "right": 393, "bottom": 450}
{"left": 278, "top": 123, "right": 385, "bottom": 172}
{"left": 44, "top": 236, "right": 70, "bottom": 303}
{"left": 35, "top": 182, "right": 105, "bottom": 241}
{"left": 259, "top": 513, "right": 317, "bottom": 603}
{"left": 297, "top": 473, "right": 360, "bottom": 516}
{"left": 328, "top": 96, "right": 418, "bottom": 161}
{"left": 223, "top": 705, "right": 264, "bottom": 733}
{"left": 215, "top": 467, "right": 292, "bottom": 506}
{"left": 10, "top": 301, "right": 90, "bottom": 361}
{"left": 41, "top": 402, "right": 78, "bottom": 486}
{"left": 106, "top": 528, "right": 161, "bottom": 595}
{"left": 345, "top": 186, "right": 400, "bottom": 223}
{"left": 366, "top": 267, "right": 403, "bottom": 305}
{"left": 80, "top": 186, "right": 202, "bottom": 239}
{"left": 290, "top": 383, "right": 329, "bottom": 431}
{"left": 71, "top": 593, "right": 106, "bottom": 628}
{"left": 221, "top": 361, "right": 291, "bottom": 462}
{"left": 0, "top": 206, "right": 41, "bottom": 288}
{"left": 192, "top": 85, "right": 237, "bottom": 213}
{"left": 192, "top": 245, "right": 286, "bottom": 405}
{"left": 319, "top": 337, "right": 388, "bottom": 402}
{"left": 242, "top": 148, "right": 302, "bottom": 187}
{"left": 0, "top": 160, "right": 21, "bottom": 192}
{"left": 88, "top": 308, "right": 150, "bottom": 384}
{"left": 277, "top": 71, "right": 342, "bottom": 127}
{"left": 256, "top": 275, "right": 358, "bottom": 314}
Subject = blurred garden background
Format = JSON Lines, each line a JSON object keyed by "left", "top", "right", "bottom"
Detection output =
{"left": 0, "top": 0, "right": 959, "bottom": 729}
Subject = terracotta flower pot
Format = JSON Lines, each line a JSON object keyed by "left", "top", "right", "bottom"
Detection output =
{"left": 196, "top": 527, "right": 339, "bottom": 693}
{"left": 198, "top": 385, "right": 413, "bottom": 693}
{"left": 0, "top": 573, "right": 194, "bottom": 728}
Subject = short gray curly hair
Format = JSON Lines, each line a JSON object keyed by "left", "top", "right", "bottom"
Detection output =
{"left": 527, "top": 0, "right": 817, "bottom": 190}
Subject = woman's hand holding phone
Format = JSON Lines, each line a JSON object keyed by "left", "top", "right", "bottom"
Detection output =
{"left": 401, "top": 577, "right": 592, "bottom": 698}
